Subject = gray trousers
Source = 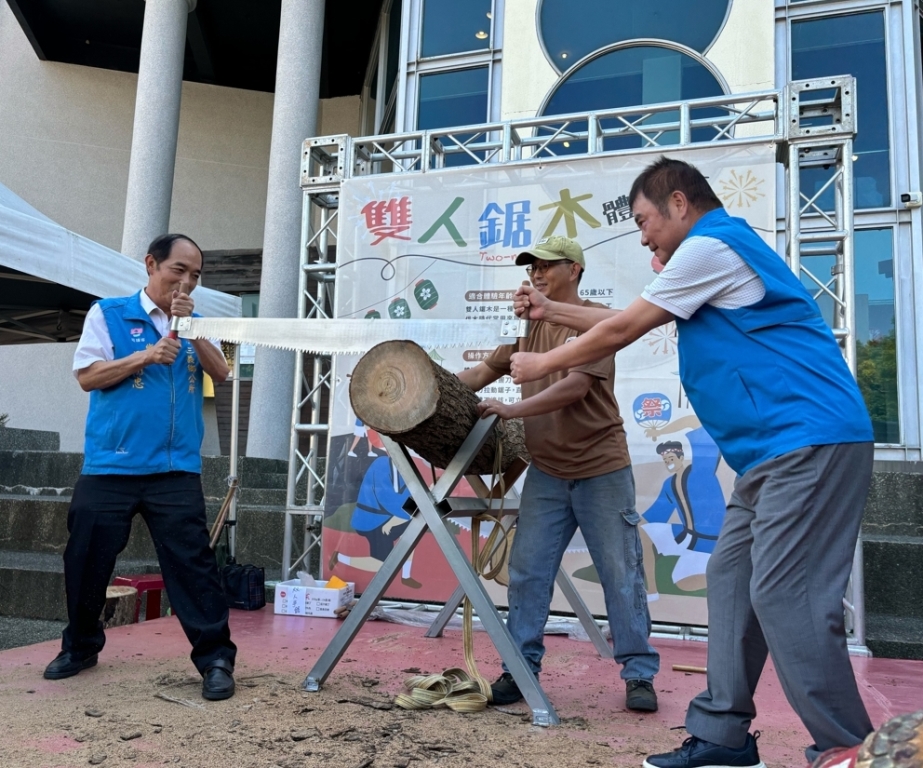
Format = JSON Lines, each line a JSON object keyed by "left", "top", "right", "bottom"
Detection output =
{"left": 685, "top": 442, "right": 874, "bottom": 761}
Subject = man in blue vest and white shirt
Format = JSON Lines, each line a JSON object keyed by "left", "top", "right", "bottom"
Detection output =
{"left": 43, "top": 234, "right": 238, "bottom": 701}
{"left": 508, "top": 158, "right": 875, "bottom": 768}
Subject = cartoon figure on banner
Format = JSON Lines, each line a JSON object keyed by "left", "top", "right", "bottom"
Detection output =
{"left": 348, "top": 418, "right": 378, "bottom": 459}
{"left": 328, "top": 444, "right": 422, "bottom": 589}
{"left": 638, "top": 413, "right": 727, "bottom": 601}
{"left": 568, "top": 392, "right": 675, "bottom": 590}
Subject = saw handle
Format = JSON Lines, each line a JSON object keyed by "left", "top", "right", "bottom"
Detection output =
{"left": 168, "top": 316, "right": 181, "bottom": 341}
{"left": 518, "top": 280, "right": 531, "bottom": 338}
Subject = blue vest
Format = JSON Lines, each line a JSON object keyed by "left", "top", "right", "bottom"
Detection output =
{"left": 675, "top": 209, "right": 873, "bottom": 475}
{"left": 82, "top": 291, "right": 206, "bottom": 475}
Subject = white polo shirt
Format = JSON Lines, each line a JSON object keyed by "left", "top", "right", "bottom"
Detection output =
{"left": 641, "top": 235, "right": 767, "bottom": 320}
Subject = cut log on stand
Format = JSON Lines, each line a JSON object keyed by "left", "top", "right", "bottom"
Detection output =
{"left": 350, "top": 340, "right": 530, "bottom": 475}
{"left": 100, "top": 585, "right": 138, "bottom": 628}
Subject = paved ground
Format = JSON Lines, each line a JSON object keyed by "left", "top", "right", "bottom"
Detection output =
{"left": 0, "top": 615, "right": 65, "bottom": 651}
{"left": 2, "top": 609, "right": 922, "bottom": 768}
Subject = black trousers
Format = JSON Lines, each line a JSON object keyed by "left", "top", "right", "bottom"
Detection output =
{"left": 61, "top": 472, "right": 237, "bottom": 674}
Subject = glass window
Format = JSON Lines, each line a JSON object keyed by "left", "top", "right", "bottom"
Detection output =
{"left": 418, "top": 67, "right": 489, "bottom": 166}
{"left": 421, "top": 0, "right": 492, "bottom": 58}
{"left": 540, "top": 0, "right": 730, "bottom": 70}
{"left": 791, "top": 13, "right": 890, "bottom": 209}
{"left": 539, "top": 45, "right": 725, "bottom": 154}
{"left": 801, "top": 229, "right": 898, "bottom": 443}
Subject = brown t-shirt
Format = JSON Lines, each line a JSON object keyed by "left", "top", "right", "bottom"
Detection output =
{"left": 483, "top": 300, "right": 631, "bottom": 480}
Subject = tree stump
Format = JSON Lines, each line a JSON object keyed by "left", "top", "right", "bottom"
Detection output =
{"left": 100, "top": 586, "right": 138, "bottom": 628}
{"left": 349, "top": 340, "right": 530, "bottom": 475}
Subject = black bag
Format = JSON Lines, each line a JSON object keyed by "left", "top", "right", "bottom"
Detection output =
{"left": 220, "top": 559, "right": 266, "bottom": 611}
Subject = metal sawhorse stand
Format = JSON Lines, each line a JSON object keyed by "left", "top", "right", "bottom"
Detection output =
{"left": 303, "top": 415, "right": 612, "bottom": 725}
{"left": 423, "top": 500, "right": 612, "bottom": 663}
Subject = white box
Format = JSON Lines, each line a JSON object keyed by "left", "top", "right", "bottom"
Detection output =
{"left": 273, "top": 579, "right": 355, "bottom": 617}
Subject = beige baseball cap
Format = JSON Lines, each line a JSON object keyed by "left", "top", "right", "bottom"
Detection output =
{"left": 515, "top": 235, "right": 585, "bottom": 268}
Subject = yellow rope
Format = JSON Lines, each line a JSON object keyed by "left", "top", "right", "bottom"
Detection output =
{"left": 395, "top": 422, "right": 513, "bottom": 714}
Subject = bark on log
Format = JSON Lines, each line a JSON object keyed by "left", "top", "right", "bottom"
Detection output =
{"left": 349, "top": 340, "right": 530, "bottom": 475}
{"left": 100, "top": 586, "right": 138, "bottom": 628}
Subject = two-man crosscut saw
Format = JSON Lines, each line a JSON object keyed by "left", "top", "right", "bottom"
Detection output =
{"left": 170, "top": 316, "right": 530, "bottom": 354}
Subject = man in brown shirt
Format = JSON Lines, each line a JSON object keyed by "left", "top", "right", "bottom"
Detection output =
{"left": 458, "top": 236, "right": 660, "bottom": 711}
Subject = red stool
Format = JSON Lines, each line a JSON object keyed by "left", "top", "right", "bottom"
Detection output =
{"left": 112, "top": 574, "right": 166, "bottom": 622}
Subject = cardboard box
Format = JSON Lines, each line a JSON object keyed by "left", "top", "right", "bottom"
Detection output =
{"left": 273, "top": 579, "right": 355, "bottom": 617}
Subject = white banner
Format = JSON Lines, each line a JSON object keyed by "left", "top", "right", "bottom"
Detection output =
{"left": 322, "top": 144, "right": 776, "bottom": 627}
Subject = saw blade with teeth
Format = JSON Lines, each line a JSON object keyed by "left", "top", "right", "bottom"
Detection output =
{"left": 172, "top": 317, "right": 525, "bottom": 355}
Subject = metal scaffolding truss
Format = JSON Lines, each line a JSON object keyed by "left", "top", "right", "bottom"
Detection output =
{"left": 282, "top": 75, "right": 865, "bottom": 645}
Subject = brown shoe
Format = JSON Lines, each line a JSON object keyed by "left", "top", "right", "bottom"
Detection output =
{"left": 328, "top": 550, "right": 339, "bottom": 572}
{"left": 401, "top": 576, "right": 422, "bottom": 589}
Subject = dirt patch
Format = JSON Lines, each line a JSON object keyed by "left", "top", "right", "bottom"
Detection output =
{"left": 1, "top": 662, "right": 675, "bottom": 768}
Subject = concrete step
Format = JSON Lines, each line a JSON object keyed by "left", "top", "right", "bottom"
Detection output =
{"left": 0, "top": 500, "right": 287, "bottom": 622}
{"left": 0, "top": 451, "right": 83, "bottom": 494}
{"left": 0, "top": 494, "right": 287, "bottom": 571}
{"left": 198, "top": 456, "right": 291, "bottom": 498}
{"left": 863, "top": 466, "right": 923, "bottom": 537}
{"left": 866, "top": 614, "right": 923, "bottom": 660}
{"left": 0, "top": 450, "right": 293, "bottom": 499}
{"left": 235, "top": 487, "right": 287, "bottom": 506}
{"left": 0, "top": 496, "right": 158, "bottom": 559}
{"left": 0, "top": 551, "right": 161, "bottom": 621}
{"left": 0, "top": 427, "right": 60, "bottom": 452}
{"left": 863, "top": 535, "right": 923, "bottom": 621}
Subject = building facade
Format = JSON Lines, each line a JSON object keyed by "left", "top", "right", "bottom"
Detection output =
{"left": 0, "top": 0, "right": 920, "bottom": 464}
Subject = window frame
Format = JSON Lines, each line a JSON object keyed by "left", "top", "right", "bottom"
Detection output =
{"left": 360, "top": 0, "right": 404, "bottom": 136}
{"left": 786, "top": 5, "right": 895, "bottom": 211}
{"left": 776, "top": 0, "right": 923, "bottom": 456}
{"left": 536, "top": 38, "right": 731, "bottom": 118}
{"left": 535, "top": 0, "right": 734, "bottom": 75}
{"left": 400, "top": 0, "right": 504, "bottom": 133}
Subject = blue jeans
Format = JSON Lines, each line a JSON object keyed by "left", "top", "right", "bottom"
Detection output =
{"left": 503, "top": 465, "right": 659, "bottom": 682}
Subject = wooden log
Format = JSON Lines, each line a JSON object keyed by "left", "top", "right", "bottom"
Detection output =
{"left": 100, "top": 585, "right": 138, "bottom": 628}
{"left": 349, "top": 340, "right": 530, "bottom": 475}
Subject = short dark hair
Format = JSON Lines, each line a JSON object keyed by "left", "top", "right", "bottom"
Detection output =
{"left": 146, "top": 233, "right": 202, "bottom": 264}
{"left": 656, "top": 440, "right": 684, "bottom": 457}
{"left": 629, "top": 156, "right": 723, "bottom": 216}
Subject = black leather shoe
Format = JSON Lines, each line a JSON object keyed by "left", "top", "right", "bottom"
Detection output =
{"left": 202, "top": 661, "right": 235, "bottom": 701}
{"left": 490, "top": 672, "right": 525, "bottom": 705}
{"left": 43, "top": 651, "right": 98, "bottom": 680}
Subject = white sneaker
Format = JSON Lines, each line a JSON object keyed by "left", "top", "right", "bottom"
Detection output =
{"left": 367, "top": 451, "right": 377, "bottom": 457}
{"left": 347, "top": 451, "right": 357, "bottom": 457}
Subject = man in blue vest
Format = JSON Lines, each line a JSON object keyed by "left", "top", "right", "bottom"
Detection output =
{"left": 508, "top": 158, "right": 875, "bottom": 768}
{"left": 43, "top": 234, "right": 238, "bottom": 701}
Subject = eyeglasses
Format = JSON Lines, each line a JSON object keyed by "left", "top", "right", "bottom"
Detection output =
{"left": 525, "top": 260, "right": 573, "bottom": 277}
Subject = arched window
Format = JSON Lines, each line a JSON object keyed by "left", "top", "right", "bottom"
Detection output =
{"left": 539, "top": 0, "right": 731, "bottom": 72}
{"left": 538, "top": 44, "right": 727, "bottom": 154}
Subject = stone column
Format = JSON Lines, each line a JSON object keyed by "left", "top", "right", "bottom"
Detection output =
{"left": 246, "top": 0, "right": 325, "bottom": 460}
{"left": 120, "top": 0, "right": 196, "bottom": 259}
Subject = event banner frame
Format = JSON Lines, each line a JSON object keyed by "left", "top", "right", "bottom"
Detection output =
{"left": 321, "top": 144, "right": 777, "bottom": 628}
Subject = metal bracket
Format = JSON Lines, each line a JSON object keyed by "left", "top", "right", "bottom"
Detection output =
{"left": 784, "top": 76, "right": 855, "bottom": 141}
{"left": 500, "top": 317, "right": 531, "bottom": 340}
